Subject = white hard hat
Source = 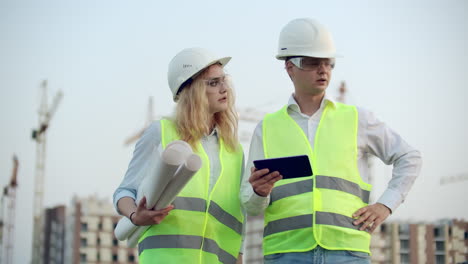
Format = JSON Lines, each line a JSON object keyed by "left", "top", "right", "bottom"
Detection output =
{"left": 276, "top": 18, "right": 340, "bottom": 60}
{"left": 168, "top": 47, "right": 231, "bottom": 102}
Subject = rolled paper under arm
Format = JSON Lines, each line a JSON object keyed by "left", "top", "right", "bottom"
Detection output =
{"left": 114, "top": 217, "right": 137, "bottom": 241}
{"left": 126, "top": 224, "right": 143, "bottom": 247}
{"left": 139, "top": 145, "right": 186, "bottom": 209}
{"left": 126, "top": 153, "right": 202, "bottom": 247}
{"left": 114, "top": 140, "right": 194, "bottom": 242}
{"left": 155, "top": 153, "right": 202, "bottom": 210}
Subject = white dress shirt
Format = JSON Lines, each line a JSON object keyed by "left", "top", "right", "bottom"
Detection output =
{"left": 241, "top": 94, "right": 422, "bottom": 216}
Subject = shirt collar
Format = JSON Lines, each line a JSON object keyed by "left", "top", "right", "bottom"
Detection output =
{"left": 287, "top": 93, "right": 337, "bottom": 114}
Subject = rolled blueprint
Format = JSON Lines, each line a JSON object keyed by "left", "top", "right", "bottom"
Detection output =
{"left": 114, "top": 217, "right": 136, "bottom": 242}
{"left": 154, "top": 153, "right": 202, "bottom": 210}
{"left": 139, "top": 141, "right": 191, "bottom": 208}
{"left": 126, "top": 153, "right": 203, "bottom": 247}
{"left": 114, "top": 140, "right": 194, "bottom": 241}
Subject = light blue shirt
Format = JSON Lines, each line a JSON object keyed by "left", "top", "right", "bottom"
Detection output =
{"left": 113, "top": 120, "right": 246, "bottom": 251}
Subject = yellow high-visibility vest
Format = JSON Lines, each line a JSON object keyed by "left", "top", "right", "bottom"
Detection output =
{"left": 262, "top": 102, "right": 372, "bottom": 255}
{"left": 138, "top": 119, "right": 244, "bottom": 264}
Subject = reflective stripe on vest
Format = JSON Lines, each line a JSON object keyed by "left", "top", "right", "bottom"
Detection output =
{"left": 315, "top": 211, "right": 360, "bottom": 230}
{"left": 139, "top": 235, "right": 237, "bottom": 264}
{"left": 173, "top": 197, "right": 243, "bottom": 235}
{"left": 262, "top": 102, "right": 372, "bottom": 255}
{"left": 269, "top": 176, "right": 369, "bottom": 205}
{"left": 138, "top": 119, "right": 243, "bottom": 264}
{"left": 316, "top": 175, "right": 370, "bottom": 203}
{"left": 270, "top": 179, "right": 313, "bottom": 204}
{"left": 264, "top": 214, "right": 312, "bottom": 237}
{"left": 264, "top": 211, "right": 363, "bottom": 237}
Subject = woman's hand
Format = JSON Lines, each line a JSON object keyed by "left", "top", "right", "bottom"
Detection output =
{"left": 132, "top": 196, "right": 174, "bottom": 226}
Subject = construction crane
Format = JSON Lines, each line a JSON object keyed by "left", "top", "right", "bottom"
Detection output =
{"left": 124, "top": 99, "right": 267, "bottom": 145}
{"left": 30, "top": 80, "right": 63, "bottom": 264}
{"left": 336, "top": 81, "right": 379, "bottom": 202}
{"left": 440, "top": 172, "right": 468, "bottom": 185}
{"left": 124, "top": 96, "right": 156, "bottom": 146}
{"left": 237, "top": 107, "right": 266, "bottom": 123}
{"left": 336, "top": 81, "right": 347, "bottom": 103}
{"left": 0, "top": 155, "right": 19, "bottom": 264}
{"left": 237, "top": 107, "right": 266, "bottom": 144}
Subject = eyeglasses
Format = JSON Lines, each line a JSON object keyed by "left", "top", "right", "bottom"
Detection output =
{"left": 204, "top": 75, "right": 228, "bottom": 88}
{"left": 289, "top": 57, "right": 335, "bottom": 71}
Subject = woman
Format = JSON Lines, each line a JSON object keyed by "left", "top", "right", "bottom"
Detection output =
{"left": 113, "top": 47, "right": 244, "bottom": 264}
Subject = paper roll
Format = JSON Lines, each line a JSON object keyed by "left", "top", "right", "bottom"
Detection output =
{"left": 114, "top": 216, "right": 137, "bottom": 241}
{"left": 127, "top": 226, "right": 142, "bottom": 247}
{"left": 114, "top": 140, "right": 200, "bottom": 244}
{"left": 126, "top": 154, "right": 202, "bottom": 247}
{"left": 165, "top": 140, "right": 192, "bottom": 157}
{"left": 154, "top": 154, "right": 202, "bottom": 210}
{"left": 140, "top": 146, "right": 183, "bottom": 209}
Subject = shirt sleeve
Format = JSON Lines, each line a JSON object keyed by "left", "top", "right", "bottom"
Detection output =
{"left": 361, "top": 108, "right": 423, "bottom": 212}
{"left": 113, "top": 121, "right": 162, "bottom": 214}
{"left": 237, "top": 152, "right": 246, "bottom": 254}
{"left": 240, "top": 121, "right": 270, "bottom": 216}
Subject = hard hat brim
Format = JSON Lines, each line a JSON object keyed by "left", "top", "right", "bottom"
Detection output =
{"left": 276, "top": 52, "right": 343, "bottom": 60}
{"left": 182, "top": 56, "right": 231, "bottom": 85}
{"left": 173, "top": 56, "right": 231, "bottom": 101}
{"left": 195, "top": 56, "right": 231, "bottom": 76}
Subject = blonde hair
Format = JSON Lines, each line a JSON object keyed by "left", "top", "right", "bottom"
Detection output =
{"left": 174, "top": 65, "right": 239, "bottom": 152}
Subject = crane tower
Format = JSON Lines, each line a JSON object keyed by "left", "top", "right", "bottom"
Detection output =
{"left": 0, "top": 155, "right": 19, "bottom": 264}
{"left": 30, "top": 80, "right": 63, "bottom": 264}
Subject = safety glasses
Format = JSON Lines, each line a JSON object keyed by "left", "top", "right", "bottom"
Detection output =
{"left": 289, "top": 57, "right": 335, "bottom": 71}
{"left": 203, "top": 75, "right": 229, "bottom": 88}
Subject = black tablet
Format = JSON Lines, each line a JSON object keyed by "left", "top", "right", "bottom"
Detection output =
{"left": 253, "top": 155, "right": 313, "bottom": 179}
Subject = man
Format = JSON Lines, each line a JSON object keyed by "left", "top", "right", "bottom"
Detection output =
{"left": 240, "top": 18, "right": 422, "bottom": 264}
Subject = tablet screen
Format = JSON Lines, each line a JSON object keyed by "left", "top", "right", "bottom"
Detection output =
{"left": 253, "top": 155, "right": 313, "bottom": 179}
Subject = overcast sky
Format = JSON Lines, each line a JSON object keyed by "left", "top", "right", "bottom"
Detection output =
{"left": 1, "top": 0, "right": 467, "bottom": 263}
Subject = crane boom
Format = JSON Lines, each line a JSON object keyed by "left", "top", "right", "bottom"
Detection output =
{"left": 44, "top": 90, "right": 63, "bottom": 126}
{"left": 124, "top": 96, "right": 156, "bottom": 146}
{"left": 440, "top": 173, "right": 468, "bottom": 185}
